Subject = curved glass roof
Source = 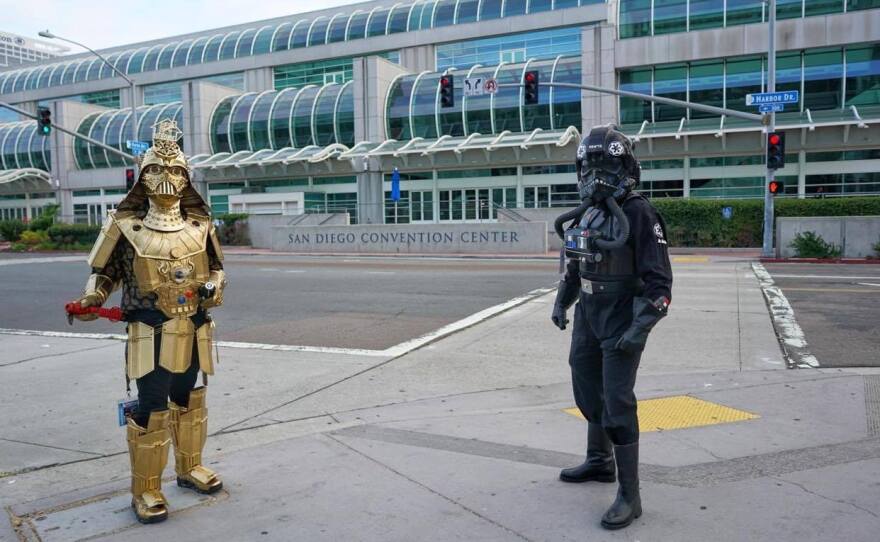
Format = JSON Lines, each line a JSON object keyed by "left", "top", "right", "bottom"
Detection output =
{"left": 0, "top": 122, "right": 50, "bottom": 172}
{"left": 386, "top": 55, "right": 581, "bottom": 140}
{"left": 74, "top": 102, "right": 183, "bottom": 170}
{"left": 209, "top": 81, "right": 355, "bottom": 154}
{"left": 0, "top": 1, "right": 601, "bottom": 96}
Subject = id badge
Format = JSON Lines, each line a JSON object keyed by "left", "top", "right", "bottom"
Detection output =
{"left": 117, "top": 398, "right": 139, "bottom": 426}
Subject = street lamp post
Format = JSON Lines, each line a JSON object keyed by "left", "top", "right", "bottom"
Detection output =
{"left": 38, "top": 30, "right": 139, "bottom": 163}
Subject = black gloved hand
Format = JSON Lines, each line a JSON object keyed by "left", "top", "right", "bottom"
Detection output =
{"left": 551, "top": 279, "right": 580, "bottom": 331}
{"left": 615, "top": 296, "right": 669, "bottom": 353}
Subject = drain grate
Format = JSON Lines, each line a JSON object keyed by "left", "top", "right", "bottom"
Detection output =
{"left": 866, "top": 376, "right": 880, "bottom": 437}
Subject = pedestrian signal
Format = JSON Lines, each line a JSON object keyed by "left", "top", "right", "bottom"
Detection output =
{"left": 439, "top": 75, "right": 455, "bottom": 108}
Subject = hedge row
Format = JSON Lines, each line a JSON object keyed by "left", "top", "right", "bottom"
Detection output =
{"left": 652, "top": 196, "right": 880, "bottom": 248}
{"left": 46, "top": 224, "right": 102, "bottom": 246}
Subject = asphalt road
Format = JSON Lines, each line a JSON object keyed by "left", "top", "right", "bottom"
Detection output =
{"left": 764, "top": 263, "right": 880, "bottom": 367}
{"left": 0, "top": 255, "right": 558, "bottom": 350}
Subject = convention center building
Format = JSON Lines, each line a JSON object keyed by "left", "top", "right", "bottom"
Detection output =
{"left": 0, "top": 0, "right": 878, "bottom": 224}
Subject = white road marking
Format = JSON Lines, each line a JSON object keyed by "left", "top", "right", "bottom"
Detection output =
{"left": 0, "top": 256, "right": 85, "bottom": 266}
{"left": 364, "top": 271, "right": 396, "bottom": 275}
{"left": 770, "top": 274, "right": 880, "bottom": 281}
{"left": 0, "top": 286, "right": 554, "bottom": 359}
{"left": 858, "top": 282, "right": 880, "bottom": 288}
{"left": 752, "top": 262, "right": 819, "bottom": 369}
{"left": 284, "top": 270, "right": 306, "bottom": 273}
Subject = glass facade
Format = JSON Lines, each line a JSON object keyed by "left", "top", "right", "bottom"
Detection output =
{"left": 435, "top": 27, "right": 581, "bottom": 70}
{"left": 386, "top": 56, "right": 581, "bottom": 140}
{"left": 618, "top": 43, "right": 880, "bottom": 123}
{"left": 619, "top": 0, "right": 875, "bottom": 39}
{"left": 74, "top": 102, "right": 183, "bottom": 169}
{"left": 0, "top": 1, "right": 598, "bottom": 96}
{"left": 0, "top": 122, "right": 50, "bottom": 171}
{"left": 209, "top": 82, "right": 355, "bottom": 154}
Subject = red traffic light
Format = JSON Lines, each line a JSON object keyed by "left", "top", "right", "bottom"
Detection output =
{"left": 769, "top": 134, "right": 781, "bottom": 145}
{"left": 125, "top": 168, "right": 136, "bottom": 190}
{"left": 524, "top": 71, "right": 537, "bottom": 83}
{"left": 440, "top": 77, "right": 451, "bottom": 87}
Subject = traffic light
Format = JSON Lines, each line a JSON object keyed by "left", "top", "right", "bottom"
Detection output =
{"left": 523, "top": 70, "right": 539, "bottom": 105}
{"left": 37, "top": 107, "right": 51, "bottom": 136}
{"left": 439, "top": 74, "right": 454, "bottom": 108}
{"left": 125, "top": 168, "right": 136, "bottom": 190}
{"left": 768, "top": 179, "right": 784, "bottom": 196}
{"left": 766, "top": 131, "right": 785, "bottom": 170}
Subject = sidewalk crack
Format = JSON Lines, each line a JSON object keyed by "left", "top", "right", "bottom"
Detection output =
{"left": 325, "top": 433, "right": 534, "bottom": 541}
{"left": 774, "top": 477, "right": 880, "bottom": 519}
{"left": 0, "top": 343, "right": 117, "bottom": 368}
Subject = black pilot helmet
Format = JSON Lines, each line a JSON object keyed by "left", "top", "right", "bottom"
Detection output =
{"left": 575, "top": 124, "right": 640, "bottom": 203}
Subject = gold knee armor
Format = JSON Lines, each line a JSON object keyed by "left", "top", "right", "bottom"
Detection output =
{"left": 126, "top": 410, "right": 171, "bottom": 524}
{"left": 169, "top": 387, "right": 223, "bottom": 494}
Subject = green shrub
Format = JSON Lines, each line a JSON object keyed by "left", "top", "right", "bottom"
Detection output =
{"left": 216, "top": 213, "right": 249, "bottom": 227}
{"left": 790, "top": 231, "right": 841, "bottom": 259}
{"left": 9, "top": 242, "right": 27, "bottom": 252}
{"left": 0, "top": 219, "right": 26, "bottom": 242}
{"left": 19, "top": 230, "right": 49, "bottom": 246}
{"left": 872, "top": 238, "right": 880, "bottom": 258}
{"left": 650, "top": 196, "right": 880, "bottom": 248}
{"left": 27, "top": 204, "right": 60, "bottom": 232}
{"left": 46, "top": 223, "right": 102, "bottom": 246}
{"left": 215, "top": 213, "right": 250, "bottom": 245}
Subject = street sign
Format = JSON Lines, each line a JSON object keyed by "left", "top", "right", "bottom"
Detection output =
{"left": 463, "top": 77, "right": 485, "bottom": 97}
{"left": 758, "top": 103, "right": 785, "bottom": 113}
{"left": 126, "top": 140, "right": 150, "bottom": 155}
{"left": 483, "top": 78, "right": 498, "bottom": 94}
{"left": 746, "top": 91, "right": 799, "bottom": 106}
{"left": 722, "top": 206, "right": 733, "bottom": 220}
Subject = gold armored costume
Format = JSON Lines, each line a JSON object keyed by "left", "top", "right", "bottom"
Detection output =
{"left": 73, "top": 120, "right": 227, "bottom": 524}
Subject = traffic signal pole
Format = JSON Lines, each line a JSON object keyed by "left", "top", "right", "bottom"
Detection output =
{"left": 762, "top": 0, "right": 778, "bottom": 258}
{"left": 0, "top": 101, "right": 136, "bottom": 163}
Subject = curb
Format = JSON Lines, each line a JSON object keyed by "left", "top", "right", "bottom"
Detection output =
{"left": 760, "top": 258, "right": 880, "bottom": 265}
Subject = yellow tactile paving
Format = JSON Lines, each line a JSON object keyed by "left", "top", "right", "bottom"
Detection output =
{"left": 563, "top": 395, "right": 759, "bottom": 433}
{"left": 672, "top": 256, "right": 710, "bottom": 263}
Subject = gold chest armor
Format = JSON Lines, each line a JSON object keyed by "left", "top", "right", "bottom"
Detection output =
{"left": 117, "top": 215, "right": 211, "bottom": 318}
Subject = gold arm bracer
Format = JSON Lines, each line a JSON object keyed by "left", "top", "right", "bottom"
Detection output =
{"left": 208, "top": 224, "right": 224, "bottom": 261}
{"left": 201, "top": 269, "right": 227, "bottom": 308}
{"left": 87, "top": 216, "right": 122, "bottom": 268}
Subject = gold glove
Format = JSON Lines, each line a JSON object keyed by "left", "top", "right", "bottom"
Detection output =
{"left": 201, "top": 270, "right": 226, "bottom": 308}
{"left": 73, "top": 274, "right": 115, "bottom": 321}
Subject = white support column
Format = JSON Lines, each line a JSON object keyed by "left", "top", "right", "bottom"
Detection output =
{"left": 682, "top": 158, "right": 691, "bottom": 198}
{"left": 797, "top": 149, "right": 806, "bottom": 199}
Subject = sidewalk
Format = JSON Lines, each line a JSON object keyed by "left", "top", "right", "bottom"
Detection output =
{"left": 2, "top": 259, "right": 879, "bottom": 541}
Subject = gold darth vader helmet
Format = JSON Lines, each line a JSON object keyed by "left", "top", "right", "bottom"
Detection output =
{"left": 115, "top": 119, "right": 211, "bottom": 230}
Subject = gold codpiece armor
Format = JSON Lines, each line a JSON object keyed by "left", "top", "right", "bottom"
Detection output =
{"left": 73, "top": 119, "right": 227, "bottom": 524}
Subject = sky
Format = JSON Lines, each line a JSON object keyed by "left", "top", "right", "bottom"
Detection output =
{"left": 5, "top": 0, "right": 368, "bottom": 52}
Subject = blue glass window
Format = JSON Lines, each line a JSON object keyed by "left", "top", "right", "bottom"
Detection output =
{"left": 290, "top": 21, "right": 310, "bottom": 48}
{"left": 555, "top": 0, "right": 581, "bottom": 8}
{"left": 408, "top": 2, "right": 428, "bottom": 31}
{"left": 433, "top": 0, "right": 456, "bottom": 26}
{"left": 202, "top": 35, "right": 224, "bottom": 63}
{"left": 236, "top": 29, "right": 257, "bottom": 57}
{"left": 654, "top": 0, "right": 687, "bottom": 35}
{"left": 252, "top": 26, "right": 275, "bottom": 55}
{"left": 335, "top": 82, "right": 355, "bottom": 146}
{"left": 386, "top": 75, "right": 414, "bottom": 140}
{"left": 846, "top": 44, "right": 880, "bottom": 107}
{"left": 503, "top": 0, "right": 527, "bottom": 17}
{"left": 388, "top": 5, "right": 410, "bottom": 33}
{"left": 479, "top": 0, "right": 503, "bottom": 20}
{"left": 327, "top": 15, "right": 348, "bottom": 43}
{"left": 156, "top": 44, "right": 176, "bottom": 70}
{"left": 436, "top": 27, "right": 580, "bottom": 70}
{"left": 725, "top": 0, "right": 763, "bottom": 26}
{"left": 269, "top": 88, "right": 298, "bottom": 148}
{"left": 171, "top": 40, "right": 192, "bottom": 68}
{"left": 60, "top": 63, "right": 77, "bottom": 85}
{"left": 529, "top": 0, "right": 554, "bottom": 14}
{"left": 187, "top": 38, "right": 209, "bottom": 65}
{"left": 367, "top": 8, "right": 390, "bottom": 37}
{"left": 803, "top": 48, "right": 842, "bottom": 111}
{"left": 272, "top": 23, "right": 293, "bottom": 51}
{"left": 347, "top": 11, "right": 369, "bottom": 40}
{"left": 308, "top": 18, "right": 330, "bottom": 46}
{"left": 619, "top": 0, "right": 651, "bottom": 38}
{"left": 292, "top": 86, "right": 320, "bottom": 147}
{"left": 456, "top": 0, "right": 479, "bottom": 23}
{"left": 689, "top": 0, "right": 724, "bottom": 31}
{"left": 218, "top": 32, "right": 240, "bottom": 60}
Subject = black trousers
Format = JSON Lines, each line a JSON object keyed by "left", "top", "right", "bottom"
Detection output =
{"left": 127, "top": 310, "right": 205, "bottom": 427}
{"left": 568, "top": 293, "right": 641, "bottom": 445}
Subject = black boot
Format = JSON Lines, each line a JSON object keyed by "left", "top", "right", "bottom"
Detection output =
{"left": 601, "top": 442, "right": 641, "bottom": 530}
{"left": 559, "top": 423, "right": 616, "bottom": 483}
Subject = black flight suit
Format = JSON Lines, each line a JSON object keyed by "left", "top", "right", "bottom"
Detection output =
{"left": 564, "top": 192, "right": 672, "bottom": 445}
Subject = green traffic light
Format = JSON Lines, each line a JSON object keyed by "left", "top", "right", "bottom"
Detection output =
{"left": 41, "top": 125, "right": 51, "bottom": 135}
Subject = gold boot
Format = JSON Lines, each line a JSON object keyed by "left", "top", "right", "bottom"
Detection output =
{"left": 169, "top": 387, "right": 223, "bottom": 494}
{"left": 126, "top": 411, "right": 171, "bottom": 524}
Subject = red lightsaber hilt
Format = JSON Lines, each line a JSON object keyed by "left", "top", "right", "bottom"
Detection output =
{"left": 65, "top": 303, "right": 124, "bottom": 322}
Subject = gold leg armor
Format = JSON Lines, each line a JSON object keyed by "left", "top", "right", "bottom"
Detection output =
{"left": 126, "top": 411, "right": 171, "bottom": 524}
{"left": 169, "top": 387, "right": 223, "bottom": 494}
